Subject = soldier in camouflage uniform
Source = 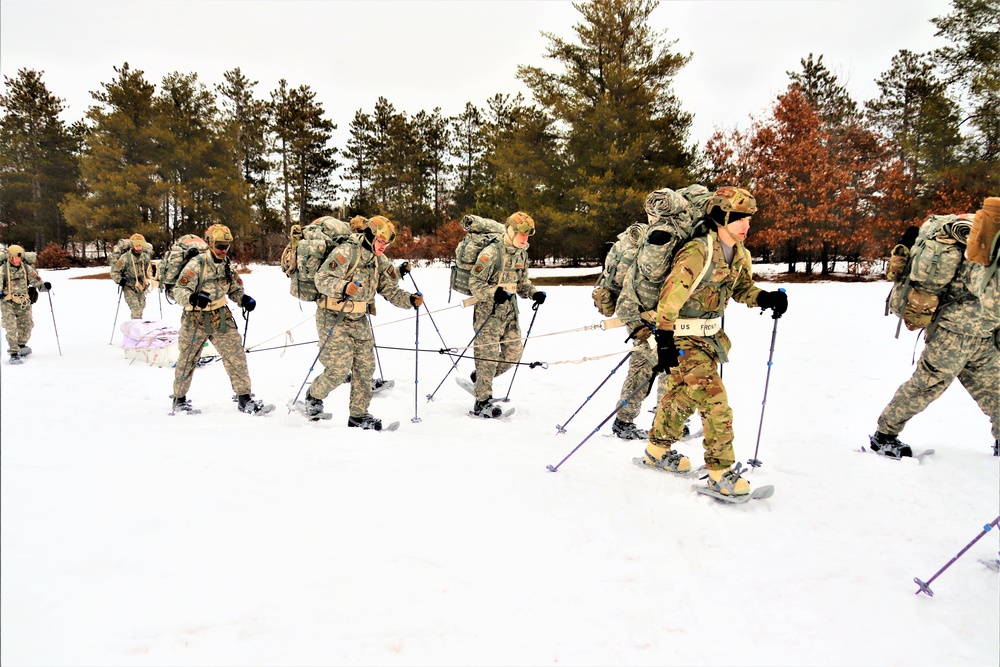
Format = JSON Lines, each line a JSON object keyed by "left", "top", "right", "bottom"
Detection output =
{"left": 1, "top": 244, "right": 50, "bottom": 365}
{"left": 467, "top": 211, "right": 546, "bottom": 418}
{"left": 170, "top": 225, "right": 271, "bottom": 415}
{"left": 637, "top": 187, "right": 788, "bottom": 496}
{"left": 110, "top": 233, "right": 152, "bottom": 320}
{"left": 305, "top": 216, "right": 422, "bottom": 430}
{"left": 871, "top": 201, "right": 1000, "bottom": 458}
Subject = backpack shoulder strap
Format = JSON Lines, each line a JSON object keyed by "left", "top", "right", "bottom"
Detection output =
{"left": 682, "top": 235, "right": 715, "bottom": 302}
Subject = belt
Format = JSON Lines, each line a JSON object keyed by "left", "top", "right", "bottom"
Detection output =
{"left": 674, "top": 317, "right": 722, "bottom": 337}
{"left": 318, "top": 296, "right": 366, "bottom": 313}
{"left": 185, "top": 296, "right": 228, "bottom": 311}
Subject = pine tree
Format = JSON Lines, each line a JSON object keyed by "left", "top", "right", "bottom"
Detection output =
{"left": 0, "top": 69, "right": 81, "bottom": 249}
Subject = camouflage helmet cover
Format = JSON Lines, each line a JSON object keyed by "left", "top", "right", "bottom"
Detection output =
{"left": 506, "top": 211, "right": 535, "bottom": 235}
{"left": 130, "top": 233, "right": 146, "bottom": 246}
{"left": 706, "top": 186, "right": 757, "bottom": 217}
{"left": 7, "top": 244, "right": 24, "bottom": 259}
{"left": 366, "top": 215, "right": 396, "bottom": 244}
{"left": 205, "top": 224, "right": 233, "bottom": 245}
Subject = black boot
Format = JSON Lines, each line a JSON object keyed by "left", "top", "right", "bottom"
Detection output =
{"left": 348, "top": 414, "right": 382, "bottom": 430}
{"left": 994, "top": 439, "right": 999, "bottom": 457}
{"left": 172, "top": 395, "right": 194, "bottom": 413}
{"left": 473, "top": 397, "right": 503, "bottom": 418}
{"left": 869, "top": 431, "right": 913, "bottom": 458}
{"left": 612, "top": 419, "right": 648, "bottom": 440}
{"left": 305, "top": 394, "right": 325, "bottom": 418}
{"left": 237, "top": 393, "right": 273, "bottom": 415}
{"left": 470, "top": 370, "right": 477, "bottom": 383}
{"left": 9, "top": 354, "right": 22, "bottom": 365}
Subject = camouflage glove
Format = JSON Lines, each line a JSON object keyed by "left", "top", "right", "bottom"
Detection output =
{"left": 409, "top": 292, "right": 423, "bottom": 308}
{"left": 28, "top": 286, "right": 38, "bottom": 304}
{"left": 757, "top": 289, "right": 788, "bottom": 318}
{"left": 493, "top": 287, "right": 511, "bottom": 304}
{"left": 240, "top": 294, "right": 256, "bottom": 312}
{"left": 628, "top": 323, "right": 653, "bottom": 342}
{"left": 344, "top": 281, "right": 360, "bottom": 298}
{"left": 189, "top": 291, "right": 211, "bottom": 309}
{"left": 651, "top": 330, "right": 679, "bottom": 374}
{"left": 399, "top": 261, "right": 411, "bottom": 278}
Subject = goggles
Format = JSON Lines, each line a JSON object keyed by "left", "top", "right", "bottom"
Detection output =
{"left": 512, "top": 221, "right": 535, "bottom": 236}
{"left": 213, "top": 242, "right": 231, "bottom": 252}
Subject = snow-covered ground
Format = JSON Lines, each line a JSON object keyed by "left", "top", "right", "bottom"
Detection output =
{"left": 2, "top": 263, "right": 997, "bottom": 667}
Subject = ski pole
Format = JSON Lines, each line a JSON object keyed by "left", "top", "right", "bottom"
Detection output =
{"left": 109, "top": 285, "right": 123, "bottom": 345}
{"left": 46, "top": 289, "right": 62, "bottom": 356}
{"left": 289, "top": 282, "right": 359, "bottom": 409}
{"left": 368, "top": 314, "right": 385, "bottom": 384}
{"left": 547, "top": 371, "right": 656, "bottom": 473}
{"left": 556, "top": 350, "right": 633, "bottom": 433}
{"left": 241, "top": 307, "right": 251, "bottom": 349}
{"left": 748, "top": 288, "right": 785, "bottom": 470}
{"left": 914, "top": 516, "right": 1000, "bottom": 597}
{"left": 407, "top": 272, "right": 450, "bottom": 350}
{"left": 499, "top": 297, "right": 543, "bottom": 402}
{"left": 425, "top": 303, "right": 499, "bottom": 402}
{"left": 158, "top": 287, "right": 163, "bottom": 318}
{"left": 411, "top": 297, "right": 422, "bottom": 424}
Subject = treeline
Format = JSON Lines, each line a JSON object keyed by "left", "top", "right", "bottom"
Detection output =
{"left": 1, "top": 0, "right": 997, "bottom": 272}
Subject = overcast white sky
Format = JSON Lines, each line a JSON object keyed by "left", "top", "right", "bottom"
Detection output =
{"left": 1, "top": 0, "right": 954, "bottom": 152}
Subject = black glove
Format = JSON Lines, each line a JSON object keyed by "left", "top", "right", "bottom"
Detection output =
{"left": 240, "top": 294, "right": 256, "bottom": 312}
{"left": 28, "top": 286, "right": 38, "bottom": 304}
{"left": 399, "top": 261, "right": 411, "bottom": 278}
{"left": 189, "top": 291, "right": 211, "bottom": 309}
{"left": 898, "top": 225, "right": 920, "bottom": 249}
{"left": 757, "top": 289, "right": 788, "bottom": 318}
{"left": 652, "top": 329, "right": 679, "bottom": 374}
{"left": 118, "top": 276, "right": 128, "bottom": 287}
{"left": 41, "top": 281, "right": 51, "bottom": 292}
{"left": 493, "top": 287, "right": 511, "bottom": 304}
{"left": 532, "top": 291, "right": 547, "bottom": 305}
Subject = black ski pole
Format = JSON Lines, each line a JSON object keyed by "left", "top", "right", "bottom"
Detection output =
{"left": 46, "top": 289, "right": 62, "bottom": 356}
{"left": 109, "top": 285, "right": 123, "bottom": 345}
{"left": 748, "top": 288, "right": 785, "bottom": 470}
{"left": 407, "top": 272, "right": 450, "bottom": 350}
{"left": 289, "top": 282, "right": 359, "bottom": 409}
{"left": 425, "top": 303, "right": 499, "bottom": 402}
{"left": 368, "top": 314, "right": 385, "bottom": 384}
{"left": 499, "top": 298, "right": 543, "bottom": 402}
{"left": 914, "top": 516, "right": 1000, "bottom": 597}
{"left": 547, "top": 372, "right": 657, "bottom": 473}
{"left": 241, "top": 307, "right": 251, "bottom": 349}
{"left": 555, "top": 350, "right": 633, "bottom": 434}
{"left": 411, "top": 298, "right": 421, "bottom": 423}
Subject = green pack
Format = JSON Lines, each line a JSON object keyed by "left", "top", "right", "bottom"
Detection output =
{"left": 449, "top": 215, "right": 505, "bottom": 297}
{"left": 885, "top": 214, "right": 970, "bottom": 334}
{"left": 285, "top": 216, "right": 355, "bottom": 302}
{"left": 592, "top": 222, "right": 646, "bottom": 316}
{"left": 159, "top": 234, "right": 209, "bottom": 299}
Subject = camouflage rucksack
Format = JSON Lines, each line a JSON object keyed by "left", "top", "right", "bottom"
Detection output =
{"left": 158, "top": 234, "right": 210, "bottom": 300}
{"left": 0, "top": 244, "right": 37, "bottom": 265}
{"left": 592, "top": 222, "right": 647, "bottom": 316}
{"left": 614, "top": 185, "right": 714, "bottom": 325}
{"left": 449, "top": 215, "right": 505, "bottom": 298}
{"left": 285, "top": 216, "right": 355, "bottom": 302}
{"left": 885, "top": 214, "right": 971, "bottom": 335}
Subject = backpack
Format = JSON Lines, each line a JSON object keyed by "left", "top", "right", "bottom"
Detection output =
{"left": 449, "top": 214, "right": 505, "bottom": 298}
{"left": 885, "top": 214, "right": 970, "bottom": 335}
{"left": 618, "top": 184, "right": 713, "bottom": 318}
{"left": 0, "top": 245, "right": 37, "bottom": 265}
{"left": 284, "top": 216, "right": 355, "bottom": 302}
{"left": 592, "top": 222, "right": 647, "bottom": 316}
{"left": 159, "top": 234, "right": 210, "bottom": 300}
{"left": 109, "top": 238, "right": 153, "bottom": 271}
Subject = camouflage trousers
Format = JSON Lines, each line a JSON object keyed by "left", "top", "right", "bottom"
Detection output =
{"left": 648, "top": 345, "right": 735, "bottom": 471}
{"left": 123, "top": 287, "right": 147, "bottom": 320}
{"left": 1, "top": 299, "right": 34, "bottom": 355}
{"left": 309, "top": 310, "right": 375, "bottom": 418}
{"left": 173, "top": 308, "right": 251, "bottom": 398}
{"left": 878, "top": 327, "right": 1000, "bottom": 440}
{"left": 617, "top": 337, "right": 667, "bottom": 423}
{"left": 472, "top": 301, "right": 523, "bottom": 402}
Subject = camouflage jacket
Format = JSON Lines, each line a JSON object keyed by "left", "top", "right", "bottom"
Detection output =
{"left": 172, "top": 253, "right": 245, "bottom": 310}
{"left": 1, "top": 260, "right": 44, "bottom": 305}
{"left": 314, "top": 239, "right": 415, "bottom": 321}
{"left": 930, "top": 258, "right": 1000, "bottom": 338}
{"left": 655, "top": 231, "right": 764, "bottom": 360}
{"left": 468, "top": 238, "right": 538, "bottom": 308}
{"left": 110, "top": 250, "right": 151, "bottom": 292}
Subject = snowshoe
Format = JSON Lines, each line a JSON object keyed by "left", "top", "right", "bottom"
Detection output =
{"left": 634, "top": 444, "right": 692, "bottom": 474}
{"left": 704, "top": 462, "right": 751, "bottom": 497}
{"left": 288, "top": 397, "right": 333, "bottom": 421}
{"left": 867, "top": 432, "right": 913, "bottom": 459}
{"left": 372, "top": 378, "right": 395, "bottom": 394}
{"left": 9, "top": 354, "right": 23, "bottom": 365}
{"left": 456, "top": 375, "right": 476, "bottom": 396}
{"left": 348, "top": 414, "right": 383, "bottom": 431}
{"left": 169, "top": 395, "right": 200, "bottom": 415}
{"left": 18, "top": 345, "right": 31, "bottom": 357}
{"left": 237, "top": 394, "right": 275, "bottom": 416}
{"left": 612, "top": 419, "right": 648, "bottom": 440}
{"left": 472, "top": 397, "right": 503, "bottom": 419}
